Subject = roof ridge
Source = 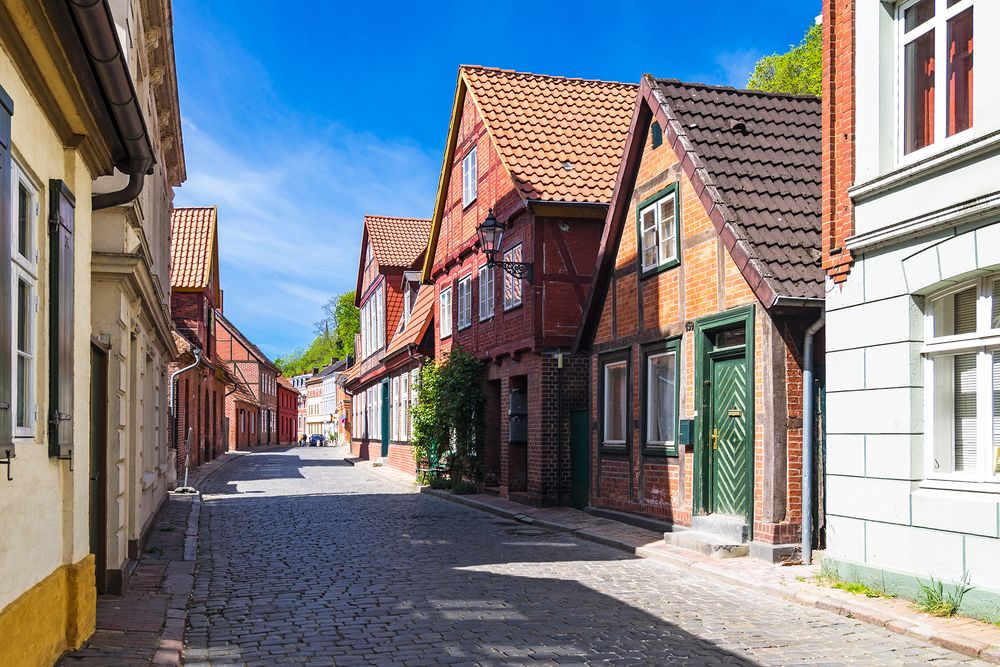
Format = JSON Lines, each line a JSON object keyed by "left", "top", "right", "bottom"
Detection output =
{"left": 364, "top": 214, "right": 432, "bottom": 223}
{"left": 460, "top": 64, "right": 637, "bottom": 89}
{"left": 652, "top": 76, "right": 820, "bottom": 102}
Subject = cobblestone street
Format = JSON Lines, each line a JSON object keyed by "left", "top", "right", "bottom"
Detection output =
{"left": 183, "top": 448, "right": 983, "bottom": 666}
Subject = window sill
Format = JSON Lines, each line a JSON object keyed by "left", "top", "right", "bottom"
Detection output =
{"left": 917, "top": 479, "right": 1000, "bottom": 495}
{"left": 440, "top": 333, "right": 452, "bottom": 340}
{"left": 642, "top": 445, "right": 679, "bottom": 458}
{"left": 458, "top": 323, "right": 472, "bottom": 332}
{"left": 479, "top": 315, "right": 494, "bottom": 323}
{"left": 503, "top": 302, "right": 523, "bottom": 314}
{"left": 849, "top": 129, "right": 1000, "bottom": 204}
{"left": 639, "top": 258, "right": 680, "bottom": 280}
{"left": 600, "top": 443, "right": 628, "bottom": 455}
{"left": 462, "top": 198, "right": 477, "bottom": 211}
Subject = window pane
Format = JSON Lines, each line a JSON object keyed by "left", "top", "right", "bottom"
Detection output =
{"left": 16, "top": 354, "right": 28, "bottom": 428}
{"left": 17, "top": 183, "right": 29, "bottom": 258}
{"left": 16, "top": 278, "right": 29, "bottom": 353}
{"left": 904, "top": 29, "right": 936, "bottom": 154}
{"left": 947, "top": 8, "right": 973, "bottom": 136}
{"left": 648, "top": 352, "right": 676, "bottom": 444}
{"left": 938, "top": 287, "right": 977, "bottom": 337}
{"left": 605, "top": 363, "right": 627, "bottom": 442}
{"left": 953, "top": 353, "right": 978, "bottom": 472}
{"left": 993, "top": 352, "right": 1000, "bottom": 475}
{"left": 993, "top": 279, "right": 1000, "bottom": 330}
{"left": 904, "top": 0, "right": 935, "bottom": 32}
{"left": 658, "top": 197, "right": 676, "bottom": 261}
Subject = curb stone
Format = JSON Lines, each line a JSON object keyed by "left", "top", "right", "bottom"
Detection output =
{"left": 408, "top": 485, "right": 1000, "bottom": 664}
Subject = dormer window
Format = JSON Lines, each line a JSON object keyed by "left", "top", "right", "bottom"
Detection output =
{"left": 899, "top": 0, "right": 973, "bottom": 157}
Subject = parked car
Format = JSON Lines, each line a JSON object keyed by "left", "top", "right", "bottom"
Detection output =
{"left": 309, "top": 434, "right": 325, "bottom": 447}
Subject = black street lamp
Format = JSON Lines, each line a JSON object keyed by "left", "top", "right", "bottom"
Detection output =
{"left": 476, "top": 208, "right": 533, "bottom": 281}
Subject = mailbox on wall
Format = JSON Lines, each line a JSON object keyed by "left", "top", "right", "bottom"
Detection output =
{"left": 678, "top": 419, "right": 694, "bottom": 447}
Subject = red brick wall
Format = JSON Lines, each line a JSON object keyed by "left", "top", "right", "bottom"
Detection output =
{"left": 277, "top": 385, "right": 297, "bottom": 444}
{"left": 822, "top": 0, "right": 855, "bottom": 281}
{"left": 170, "top": 363, "right": 228, "bottom": 479}
{"left": 226, "top": 396, "right": 256, "bottom": 450}
{"left": 589, "top": 106, "right": 808, "bottom": 543}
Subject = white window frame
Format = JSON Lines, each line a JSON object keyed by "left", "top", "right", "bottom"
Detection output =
{"left": 895, "top": 0, "right": 975, "bottom": 164}
{"left": 922, "top": 274, "right": 1000, "bottom": 485}
{"left": 639, "top": 190, "right": 679, "bottom": 273}
{"left": 440, "top": 286, "right": 453, "bottom": 338}
{"left": 502, "top": 244, "right": 523, "bottom": 310}
{"left": 462, "top": 146, "right": 477, "bottom": 208}
{"left": 602, "top": 360, "right": 628, "bottom": 446}
{"left": 11, "top": 162, "right": 38, "bottom": 439}
{"left": 457, "top": 274, "right": 472, "bottom": 330}
{"left": 478, "top": 265, "right": 494, "bottom": 321}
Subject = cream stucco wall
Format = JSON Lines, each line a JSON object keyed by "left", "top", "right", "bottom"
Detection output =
{"left": 0, "top": 42, "right": 95, "bottom": 615}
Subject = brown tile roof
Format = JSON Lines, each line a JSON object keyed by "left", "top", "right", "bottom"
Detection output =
{"left": 366, "top": 215, "right": 431, "bottom": 268}
{"left": 277, "top": 375, "right": 295, "bottom": 391}
{"left": 577, "top": 76, "right": 822, "bottom": 349}
{"left": 652, "top": 78, "right": 822, "bottom": 301}
{"left": 462, "top": 66, "right": 637, "bottom": 203}
{"left": 383, "top": 285, "right": 434, "bottom": 360}
{"left": 170, "top": 206, "right": 217, "bottom": 289}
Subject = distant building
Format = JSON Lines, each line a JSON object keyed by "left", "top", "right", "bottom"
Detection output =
{"left": 216, "top": 312, "right": 280, "bottom": 447}
{"left": 277, "top": 376, "right": 298, "bottom": 445}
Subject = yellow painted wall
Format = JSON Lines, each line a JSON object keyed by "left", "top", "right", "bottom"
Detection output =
{"left": 0, "top": 24, "right": 97, "bottom": 664}
{"left": 0, "top": 556, "right": 95, "bottom": 667}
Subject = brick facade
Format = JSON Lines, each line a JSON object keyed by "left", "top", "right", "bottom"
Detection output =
{"left": 216, "top": 312, "right": 279, "bottom": 447}
{"left": 428, "top": 81, "right": 607, "bottom": 506}
{"left": 277, "top": 381, "right": 297, "bottom": 445}
{"left": 821, "top": 0, "right": 855, "bottom": 281}
{"left": 585, "top": 92, "right": 821, "bottom": 548}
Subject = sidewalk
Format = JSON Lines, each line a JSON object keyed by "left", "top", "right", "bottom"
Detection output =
{"left": 59, "top": 451, "right": 246, "bottom": 667}
{"left": 357, "top": 460, "right": 1000, "bottom": 664}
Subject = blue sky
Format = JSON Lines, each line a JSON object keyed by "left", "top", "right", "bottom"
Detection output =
{"left": 171, "top": 0, "right": 821, "bottom": 360}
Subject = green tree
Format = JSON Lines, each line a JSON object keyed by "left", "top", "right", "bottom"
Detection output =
{"left": 315, "top": 290, "right": 359, "bottom": 360}
{"left": 747, "top": 23, "right": 821, "bottom": 96}
{"left": 275, "top": 290, "right": 360, "bottom": 376}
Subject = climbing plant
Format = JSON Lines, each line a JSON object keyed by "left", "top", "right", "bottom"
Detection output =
{"left": 411, "top": 346, "right": 484, "bottom": 485}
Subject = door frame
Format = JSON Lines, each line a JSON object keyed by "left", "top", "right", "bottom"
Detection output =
{"left": 693, "top": 305, "right": 755, "bottom": 538}
{"left": 380, "top": 379, "right": 390, "bottom": 458}
{"left": 89, "top": 342, "right": 109, "bottom": 593}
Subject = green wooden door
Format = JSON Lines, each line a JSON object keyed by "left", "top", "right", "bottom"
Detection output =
{"left": 569, "top": 409, "right": 590, "bottom": 509}
{"left": 709, "top": 355, "right": 749, "bottom": 517}
{"left": 381, "top": 380, "right": 390, "bottom": 457}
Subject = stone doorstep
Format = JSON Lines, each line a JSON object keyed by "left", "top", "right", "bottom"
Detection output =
{"left": 406, "top": 483, "right": 1000, "bottom": 664}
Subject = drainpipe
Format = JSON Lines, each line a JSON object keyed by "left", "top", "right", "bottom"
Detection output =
{"left": 169, "top": 348, "right": 201, "bottom": 491}
{"left": 801, "top": 312, "right": 825, "bottom": 565}
{"left": 66, "top": 0, "right": 156, "bottom": 210}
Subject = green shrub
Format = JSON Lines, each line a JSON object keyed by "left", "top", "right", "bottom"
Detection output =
{"left": 450, "top": 480, "right": 477, "bottom": 495}
{"left": 916, "top": 572, "right": 973, "bottom": 617}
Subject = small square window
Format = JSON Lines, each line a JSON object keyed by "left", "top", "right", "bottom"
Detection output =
{"left": 638, "top": 186, "right": 680, "bottom": 275}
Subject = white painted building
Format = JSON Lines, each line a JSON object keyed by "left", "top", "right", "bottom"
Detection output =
{"left": 824, "top": 0, "right": 1000, "bottom": 617}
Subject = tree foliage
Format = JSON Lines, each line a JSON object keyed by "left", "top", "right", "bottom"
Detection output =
{"left": 275, "top": 290, "right": 359, "bottom": 377}
{"left": 747, "top": 23, "right": 822, "bottom": 96}
{"left": 411, "top": 347, "right": 485, "bottom": 485}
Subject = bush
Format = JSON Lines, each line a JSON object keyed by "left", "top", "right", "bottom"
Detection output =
{"left": 411, "top": 346, "right": 484, "bottom": 485}
{"left": 450, "top": 480, "right": 477, "bottom": 495}
{"left": 428, "top": 476, "right": 451, "bottom": 490}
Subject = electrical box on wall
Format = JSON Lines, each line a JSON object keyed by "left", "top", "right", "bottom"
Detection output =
{"left": 678, "top": 419, "right": 694, "bottom": 447}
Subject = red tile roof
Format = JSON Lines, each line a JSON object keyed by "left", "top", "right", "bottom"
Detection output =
{"left": 462, "top": 66, "right": 637, "bottom": 203}
{"left": 170, "top": 206, "right": 217, "bottom": 289}
{"left": 366, "top": 215, "right": 431, "bottom": 268}
{"left": 383, "top": 285, "right": 434, "bottom": 360}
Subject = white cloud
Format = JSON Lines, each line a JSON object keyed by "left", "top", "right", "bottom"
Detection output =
{"left": 174, "top": 92, "right": 437, "bottom": 358}
{"left": 715, "top": 49, "right": 762, "bottom": 88}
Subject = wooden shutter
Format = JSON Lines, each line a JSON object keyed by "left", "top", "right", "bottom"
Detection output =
{"left": 0, "top": 87, "right": 12, "bottom": 460}
{"left": 48, "top": 180, "right": 75, "bottom": 458}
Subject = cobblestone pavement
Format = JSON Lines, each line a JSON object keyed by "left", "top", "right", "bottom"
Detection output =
{"left": 184, "top": 447, "right": 985, "bottom": 666}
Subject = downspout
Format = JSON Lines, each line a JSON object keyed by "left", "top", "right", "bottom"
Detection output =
{"left": 66, "top": 0, "right": 156, "bottom": 210}
{"left": 801, "top": 312, "right": 825, "bottom": 565}
{"left": 169, "top": 348, "right": 201, "bottom": 492}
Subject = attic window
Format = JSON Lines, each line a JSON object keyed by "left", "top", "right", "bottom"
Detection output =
{"left": 651, "top": 122, "right": 663, "bottom": 148}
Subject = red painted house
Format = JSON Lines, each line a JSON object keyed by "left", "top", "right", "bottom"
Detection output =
{"left": 345, "top": 215, "right": 431, "bottom": 473}
{"left": 216, "top": 311, "right": 280, "bottom": 447}
{"left": 277, "top": 375, "right": 297, "bottom": 445}
{"left": 576, "top": 76, "right": 823, "bottom": 561}
{"left": 168, "top": 206, "right": 233, "bottom": 477}
{"left": 420, "top": 66, "right": 635, "bottom": 505}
